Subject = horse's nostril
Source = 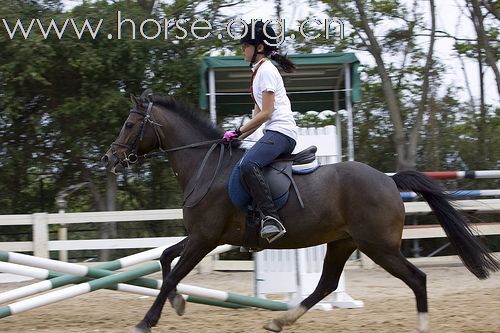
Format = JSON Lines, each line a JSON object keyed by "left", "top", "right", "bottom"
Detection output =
{"left": 101, "top": 155, "right": 109, "bottom": 166}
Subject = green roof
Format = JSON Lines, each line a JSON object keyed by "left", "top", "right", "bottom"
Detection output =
{"left": 199, "top": 52, "right": 361, "bottom": 119}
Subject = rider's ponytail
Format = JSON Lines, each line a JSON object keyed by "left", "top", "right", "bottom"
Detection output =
{"left": 268, "top": 51, "right": 296, "bottom": 73}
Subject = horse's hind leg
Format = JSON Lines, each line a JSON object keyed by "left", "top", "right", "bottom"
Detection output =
{"left": 360, "top": 244, "right": 428, "bottom": 332}
{"left": 159, "top": 238, "right": 188, "bottom": 316}
{"left": 264, "top": 238, "right": 357, "bottom": 332}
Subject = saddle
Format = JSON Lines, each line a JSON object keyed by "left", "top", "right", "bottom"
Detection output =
{"left": 228, "top": 145, "right": 319, "bottom": 249}
{"left": 228, "top": 145, "right": 319, "bottom": 211}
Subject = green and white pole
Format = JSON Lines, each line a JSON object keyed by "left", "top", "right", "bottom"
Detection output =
{"left": 0, "top": 245, "right": 230, "bottom": 303}
{"left": 0, "top": 261, "right": 248, "bottom": 310}
{"left": 176, "top": 283, "right": 288, "bottom": 311}
{"left": 0, "top": 247, "right": 288, "bottom": 317}
{"left": 0, "top": 261, "right": 160, "bottom": 318}
{"left": 0, "top": 262, "right": 287, "bottom": 319}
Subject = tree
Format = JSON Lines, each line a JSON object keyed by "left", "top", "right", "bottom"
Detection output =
{"left": 324, "top": 0, "right": 437, "bottom": 170}
{"left": 467, "top": 0, "right": 500, "bottom": 95}
{"left": 453, "top": 0, "right": 499, "bottom": 169}
{"left": 0, "top": 0, "right": 245, "bottom": 259}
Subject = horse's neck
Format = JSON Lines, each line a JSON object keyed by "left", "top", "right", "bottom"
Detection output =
{"left": 168, "top": 142, "right": 244, "bottom": 192}
{"left": 156, "top": 109, "right": 242, "bottom": 191}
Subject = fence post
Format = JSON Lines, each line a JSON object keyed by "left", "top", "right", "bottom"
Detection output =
{"left": 32, "top": 213, "right": 49, "bottom": 258}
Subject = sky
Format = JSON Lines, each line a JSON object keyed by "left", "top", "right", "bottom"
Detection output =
{"left": 59, "top": 0, "right": 498, "bottom": 106}
{"left": 230, "top": 0, "right": 498, "bottom": 107}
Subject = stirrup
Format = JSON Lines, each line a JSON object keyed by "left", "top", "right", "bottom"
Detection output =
{"left": 260, "top": 216, "right": 286, "bottom": 243}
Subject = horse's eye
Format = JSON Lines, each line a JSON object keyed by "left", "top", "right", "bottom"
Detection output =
{"left": 125, "top": 122, "right": 134, "bottom": 129}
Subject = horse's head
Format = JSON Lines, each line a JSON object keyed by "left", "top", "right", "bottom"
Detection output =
{"left": 102, "top": 90, "right": 163, "bottom": 174}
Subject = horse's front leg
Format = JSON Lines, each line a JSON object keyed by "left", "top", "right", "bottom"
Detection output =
{"left": 160, "top": 238, "right": 188, "bottom": 316}
{"left": 133, "top": 237, "right": 217, "bottom": 333}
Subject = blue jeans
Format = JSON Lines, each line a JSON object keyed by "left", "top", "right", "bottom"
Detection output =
{"left": 240, "top": 130, "right": 296, "bottom": 175}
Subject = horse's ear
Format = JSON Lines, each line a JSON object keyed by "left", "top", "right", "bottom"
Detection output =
{"left": 140, "top": 88, "right": 153, "bottom": 99}
{"left": 130, "top": 94, "right": 140, "bottom": 107}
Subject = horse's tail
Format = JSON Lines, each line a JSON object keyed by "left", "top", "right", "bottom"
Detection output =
{"left": 391, "top": 170, "right": 500, "bottom": 279}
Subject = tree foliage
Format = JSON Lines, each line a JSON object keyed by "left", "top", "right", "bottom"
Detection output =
{"left": 0, "top": 1, "right": 498, "bottom": 258}
{"left": 0, "top": 0, "right": 243, "bottom": 258}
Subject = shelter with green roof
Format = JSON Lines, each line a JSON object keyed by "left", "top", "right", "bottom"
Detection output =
{"left": 199, "top": 52, "right": 360, "bottom": 121}
{"left": 198, "top": 52, "right": 361, "bottom": 160}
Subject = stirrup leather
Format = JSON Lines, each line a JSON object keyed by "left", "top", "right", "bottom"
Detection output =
{"left": 260, "top": 216, "right": 286, "bottom": 243}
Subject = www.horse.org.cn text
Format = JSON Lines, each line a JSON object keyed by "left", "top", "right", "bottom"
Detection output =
{"left": 1, "top": 14, "right": 345, "bottom": 43}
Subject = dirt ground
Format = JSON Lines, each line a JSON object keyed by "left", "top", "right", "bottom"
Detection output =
{"left": 0, "top": 265, "right": 499, "bottom": 333}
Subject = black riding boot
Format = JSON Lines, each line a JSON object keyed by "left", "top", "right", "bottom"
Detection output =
{"left": 243, "top": 166, "right": 286, "bottom": 243}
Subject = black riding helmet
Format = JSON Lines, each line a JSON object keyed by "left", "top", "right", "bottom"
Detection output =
{"left": 240, "top": 21, "right": 278, "bottom": 65}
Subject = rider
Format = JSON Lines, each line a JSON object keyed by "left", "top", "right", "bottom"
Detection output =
{"left": 223, "top": 20, "right": 297, "bottom": 243}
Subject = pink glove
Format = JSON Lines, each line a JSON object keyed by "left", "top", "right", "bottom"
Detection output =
{"left": 223, "top": 130, "right": 239, "bottom": 143}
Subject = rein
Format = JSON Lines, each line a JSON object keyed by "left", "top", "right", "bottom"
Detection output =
{"left": 141, "top": 138, "right": 224, "bottom": 159}
{"left": 111, "top": 98, "right": 272, "bottom": 208}
{"left": 110, "top": 99, "right": 233, "bottom": 208}
{"left": 143, "top": 138, "right": 229, "bottom": 208}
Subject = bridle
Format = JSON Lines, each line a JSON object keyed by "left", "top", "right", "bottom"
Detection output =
{"left": 108, "top": 97, "right": 269, "bottom": 207}
{"left": 109, "top": 98, "right": 229, "bottom": 207}
{"left": 110, "top": 98, "right": 165, "bottom": 168}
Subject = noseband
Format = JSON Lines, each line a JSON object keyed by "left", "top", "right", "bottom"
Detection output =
{"left": 111, "top": 100, "right": 165, "bottom": 168}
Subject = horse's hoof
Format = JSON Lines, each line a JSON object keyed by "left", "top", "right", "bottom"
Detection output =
{"left": 263, "top": 320, "right": 282, "bottom": 332}
{"left": 132, "top": 321, "right": 151, "bottom": 333}
{"left": 172, "top": 294, "right": 186, "bottom": 316}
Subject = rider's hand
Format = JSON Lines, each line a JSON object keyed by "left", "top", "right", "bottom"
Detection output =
{"left": 222, "top": 128, "right": 241, "bottom": 143}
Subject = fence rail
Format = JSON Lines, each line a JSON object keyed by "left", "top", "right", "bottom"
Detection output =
{"left": 0, "top": 199, "right": 499, "bottom": 259}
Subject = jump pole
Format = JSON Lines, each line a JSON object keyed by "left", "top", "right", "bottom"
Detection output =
{"left": 0, "top": 259, "right": 287, "bottom": 311}
{"left": 400, "top": 189, "right": 500, "bottom": 199}
{"left": 385, "top": 170, "right": 500, "bottom": 179}
{"left": 0, "top": 261, "right": 245, "bottom": 310}
{"left": 0, "top": 260, "right": 288, "bottom": 319}
{"left": 0, "top": 245, "right": 232, "bottom": 303}
{"left": 0, "top": 261, "right": 160, "bottom": 318}
{"left": 0, "top": 251, "right": 288, "bottom": 317}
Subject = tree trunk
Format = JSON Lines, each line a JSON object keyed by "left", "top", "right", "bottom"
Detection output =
{"left": 81, "top": 163, "right": 117, "bottom": 261}
{"left": 424, "top": 92, "right": 440, "bottom": 170}
{"left": 477, "top": 48, "right": 488, "bottom": 167}
{"left": 99, "top": 172, "right": 118, "bottom": 261}
{"left": 469, "top": 0, "right": 500, "bottom": 94}
{"left": 407, "top": 0, "right": 436, "bottom": 169}
{"left": 353, "top": 0, "right": 407, "bottom": 170}
{"left": 137, "top": 0, "right": 156, "bottom": 13}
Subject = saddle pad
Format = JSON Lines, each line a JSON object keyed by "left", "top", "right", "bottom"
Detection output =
{"left": 228, "top": 159, "right": 319, "bottom": 211}
{"left": 292, "top": 159, "right": 320, "bottom": 174}
{"left": 228, "top": 164, "right": 289, "bottom": 211}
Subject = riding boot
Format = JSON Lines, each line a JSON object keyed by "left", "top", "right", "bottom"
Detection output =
{"left": 243, "top": 166, "right": 286, "bottom": 243}
{"left": 240, "top": 208, "right": 261, "bottom": 252}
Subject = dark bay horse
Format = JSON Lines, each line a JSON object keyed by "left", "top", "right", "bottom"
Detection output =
{"left": 102, "top": 92, "right": 499, "bottom": 333}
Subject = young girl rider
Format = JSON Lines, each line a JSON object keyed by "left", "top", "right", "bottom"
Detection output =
{"left": 223, "top": 21, "right": 297, "bottom": 243}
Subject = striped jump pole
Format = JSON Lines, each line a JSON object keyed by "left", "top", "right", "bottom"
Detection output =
{"left": 0, "top": 261, "right": 244, "bottom": 310}
{"left": 0, "top": 261, "right": 288, "bottom": 319}
{"left": 400, "top": 189, "right": 500, "bottom": 200}
{"left": 0, "top": 245, "right": 231, "bottom": 304}
{"left": 0, "top": 251, "right": 288, "bottom": 318}
{"left": 0, "top": 261, "right": 160, "bottom": 318}
{"left": 386, "top": 170, "right": 500, "bottom": 179}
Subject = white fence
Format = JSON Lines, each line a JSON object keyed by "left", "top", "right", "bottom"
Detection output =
{"left": 0, "top": 200, "right": 499, "bottom": 259}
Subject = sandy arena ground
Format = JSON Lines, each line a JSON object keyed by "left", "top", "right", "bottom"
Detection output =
{"left": 0, "top": 265, "right": 499, "bottom": 333}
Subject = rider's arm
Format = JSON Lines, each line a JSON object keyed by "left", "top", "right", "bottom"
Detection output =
{"left": 238, "top": 92, "right": 274, "bottom": 139}
{"left": 238, "top": 104, "right": 260, "bottom": 140}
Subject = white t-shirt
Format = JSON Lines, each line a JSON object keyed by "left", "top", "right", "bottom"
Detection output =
{"left": 251, "top": 59, "right": 298, "bottom": 142}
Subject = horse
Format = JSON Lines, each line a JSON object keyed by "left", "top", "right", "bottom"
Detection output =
{"left": 101, "top": 90, "right": 499, "bottom": 333}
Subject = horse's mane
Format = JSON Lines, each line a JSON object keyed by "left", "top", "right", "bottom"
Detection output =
{"left": 151, "top": 95, "right": 225, "bottom": 141}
